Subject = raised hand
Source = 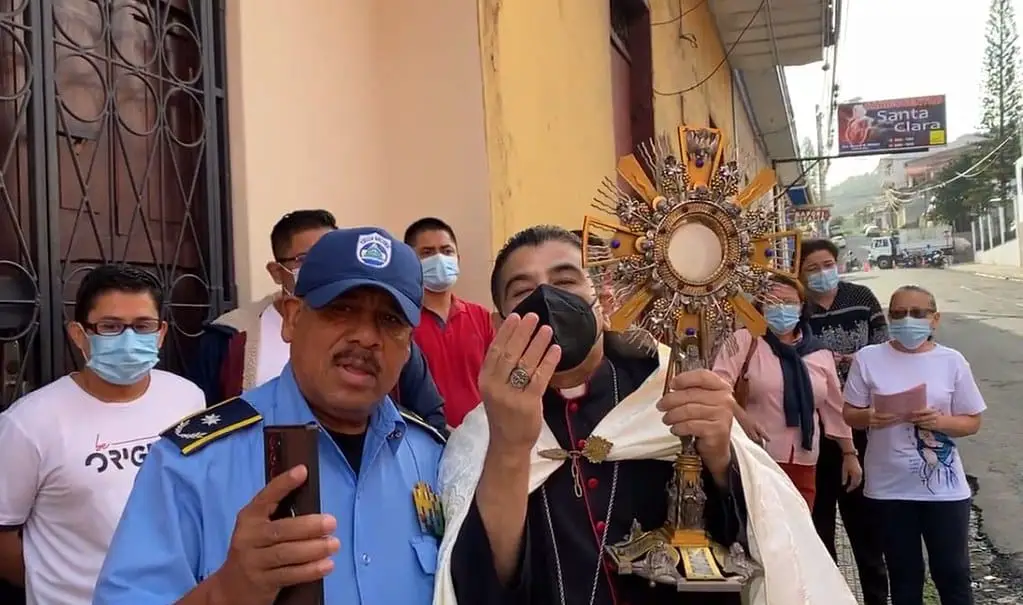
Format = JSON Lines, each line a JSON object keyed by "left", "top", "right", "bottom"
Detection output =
{"left": 477, "top": 313, "right": 562, "bottom": 453}
{"left": 211, "top": 465, "right": 339, "bottom": 605}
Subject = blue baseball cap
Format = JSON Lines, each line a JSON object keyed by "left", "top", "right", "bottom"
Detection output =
{"left": 294, "top": 227, "right": 423, "bottom": 326}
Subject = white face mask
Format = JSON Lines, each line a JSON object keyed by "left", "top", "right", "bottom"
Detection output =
{"left": 421, "top": 254, "right": 459, "bottom": 292}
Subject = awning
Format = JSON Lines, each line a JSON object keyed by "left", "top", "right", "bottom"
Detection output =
{"left": 710, "top": 0, "right": 833, "bottom": 70}
{"left": 709, "top": 0, "right": 836, "bottom": 201}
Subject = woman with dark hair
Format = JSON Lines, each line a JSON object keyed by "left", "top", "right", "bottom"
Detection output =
{"left": 800, "top": 238, "right": 890, "bottom": 605}
{"left": 843, "top": 285, "right": 984, "bottom": 605}
{"left": 713, "top": 274, "right": 861, "bottom": 507}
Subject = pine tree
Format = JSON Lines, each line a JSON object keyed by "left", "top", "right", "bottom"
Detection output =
{"left": 800, "top": 137, "right": 822, "bottom": 204}
{"left": 979, "top": 0, "right": 1022, "bottom": 214}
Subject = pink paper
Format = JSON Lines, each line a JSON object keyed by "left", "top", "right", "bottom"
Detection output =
{"left": 871, "top": 383, "right": 927, "bottom": 419}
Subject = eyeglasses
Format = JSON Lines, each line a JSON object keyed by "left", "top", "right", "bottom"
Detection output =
{"left": 82, "top": 319, "right": 161, "bottom": 336}
{"left": 888, "top": 308, "right": 935, "bottom": 320}
{"left": 276, "top": 253, "right": 308, "bottom": 267}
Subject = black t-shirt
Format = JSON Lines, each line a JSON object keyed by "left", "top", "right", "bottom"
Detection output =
{"left": 326, "top": 430, "right": 367, "bottom": 476}
{"left": 806, "top": 281, "right": 889, "bottom": 382}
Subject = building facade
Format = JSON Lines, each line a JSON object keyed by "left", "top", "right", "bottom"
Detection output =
{"left": 0, "top": 0, "right": 830, "bottom": 406}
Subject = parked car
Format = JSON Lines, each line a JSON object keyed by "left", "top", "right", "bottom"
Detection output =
{"left": 831, "top": 235, "right": 847, "bottom": 249}
{"left": 863, "top": 225, "right": 881, "bottom": 237}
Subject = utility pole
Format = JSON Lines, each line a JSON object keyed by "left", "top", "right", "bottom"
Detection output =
{"left": 815, "top": 105, "right": 827, "bottom": 207}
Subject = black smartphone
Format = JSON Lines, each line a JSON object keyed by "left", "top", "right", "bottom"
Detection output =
{"left": 263, "top": 424, "right": 324, "bottom": 605}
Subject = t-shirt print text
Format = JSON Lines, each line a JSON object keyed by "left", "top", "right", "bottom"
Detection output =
{"left": 84, "top": 434, "right": 157, "bottom": 474}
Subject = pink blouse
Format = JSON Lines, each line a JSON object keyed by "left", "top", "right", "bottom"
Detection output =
{"left": 713, "top": 329, "right": 852, "bottom": 466}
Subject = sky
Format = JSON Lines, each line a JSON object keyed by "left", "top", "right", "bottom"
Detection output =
{"left": 784, "top": 0, "right": 1018, "bottom": 187}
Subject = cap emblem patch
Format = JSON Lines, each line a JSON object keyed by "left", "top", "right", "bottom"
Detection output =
{"left": 356, "top": 233, "right": 391, "bottom": 269}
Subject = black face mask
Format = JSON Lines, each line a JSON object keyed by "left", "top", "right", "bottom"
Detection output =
{"left": 509, "top": 284, "right": 599, "bottom": 372}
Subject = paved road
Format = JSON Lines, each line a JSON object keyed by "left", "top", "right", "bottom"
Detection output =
{"left": 844, "top": 267, "right": 1023, "bottom": 570}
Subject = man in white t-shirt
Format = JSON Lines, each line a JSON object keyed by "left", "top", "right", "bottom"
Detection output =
{"left": 0, "top": 265, "right": 205, "bottom": 605}
{"left": 187, "top": 209, "right": 447, "bottom": 432}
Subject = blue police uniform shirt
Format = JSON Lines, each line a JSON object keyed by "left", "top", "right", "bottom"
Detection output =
{"left": 92, "top": 364, "right": 444, "bottom": 605}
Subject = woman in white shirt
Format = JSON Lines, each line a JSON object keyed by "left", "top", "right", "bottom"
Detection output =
{"left": 843, "top": 285, "right": 984, "bottom": 605}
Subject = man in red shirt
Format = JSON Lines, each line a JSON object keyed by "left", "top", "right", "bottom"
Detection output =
{"left": 404, "top": 217, "right": 495, "bottom": 428}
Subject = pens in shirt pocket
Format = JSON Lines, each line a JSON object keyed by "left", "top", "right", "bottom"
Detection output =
{"left": 412, "top": 482, "right": 445, "bottom": 538}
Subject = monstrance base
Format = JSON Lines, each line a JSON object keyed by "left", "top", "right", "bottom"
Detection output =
{"left": 605, "top": 523, "right": 758, "bottom": 593}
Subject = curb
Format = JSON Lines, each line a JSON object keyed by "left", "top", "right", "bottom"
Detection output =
{"left": 945, "top": 266, "right": 1023, "bottom": 282}
{"left": 960, "top": 270, "right": 1023, "bottom": 284}
{"left": 967, "top": 474, "right": 1023, "bottom": 582}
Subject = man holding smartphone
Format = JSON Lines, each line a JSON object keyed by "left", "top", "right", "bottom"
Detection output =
{"left": 92, "top": 228, "right": 446, "bottom": 605}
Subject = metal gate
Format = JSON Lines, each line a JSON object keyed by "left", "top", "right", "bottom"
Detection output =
{"left": 0, "top": 0, "right": 233, "bottom": 409}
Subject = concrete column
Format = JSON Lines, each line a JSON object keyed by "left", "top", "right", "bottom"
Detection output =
{"left": 998, "top": 206, "right": 1007, "bottom": 246}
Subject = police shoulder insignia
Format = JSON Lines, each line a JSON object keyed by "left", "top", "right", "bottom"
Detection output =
{"left": 161, "top": 397, "right": 263, "bottom": 456}
{"left": 399, "top": 410, "right": 447, "bottom": 445}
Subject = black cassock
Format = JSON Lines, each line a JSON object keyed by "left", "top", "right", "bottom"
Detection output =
{"left": 450, "top": 342, "right": 750, "bottom": 605}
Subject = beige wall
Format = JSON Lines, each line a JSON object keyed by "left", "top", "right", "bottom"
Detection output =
{"left": 649, "top": 0, "right": 768, "bottom": 174}
{"left": 224, "top": 0, "right": 491, "bottom": 306}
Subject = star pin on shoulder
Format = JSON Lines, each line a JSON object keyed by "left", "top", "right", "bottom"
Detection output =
{"left": 161, "top": 397, "right": 263, "bottom": 455}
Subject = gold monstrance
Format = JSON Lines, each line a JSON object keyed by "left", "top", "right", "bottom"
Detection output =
{"left": 582, "top": 126, "right": 802, "bottom": 592}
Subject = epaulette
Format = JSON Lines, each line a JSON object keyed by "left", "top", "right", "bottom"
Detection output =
{"left": 161, "top": 397, "right": 263, "bottom": 455}
{"left": 399, "top": 409, "right": 447, "bottom": 445}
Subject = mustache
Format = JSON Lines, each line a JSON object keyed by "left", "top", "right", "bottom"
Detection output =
{"left": 332, "top": 346, "right": 381, "bottom": 376}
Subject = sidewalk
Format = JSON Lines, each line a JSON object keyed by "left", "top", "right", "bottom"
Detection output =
{"left": 947, "top": 263, "right": 1023, "bottom": 283}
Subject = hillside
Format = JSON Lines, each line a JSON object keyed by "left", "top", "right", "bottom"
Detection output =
{"left": 826, "top": 171, "right": 883, "bottom": 218}
{"left": 821, "top": 134, "right": 983, "bottom": 219}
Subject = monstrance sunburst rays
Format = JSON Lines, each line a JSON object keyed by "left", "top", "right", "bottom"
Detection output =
{"left": 583, "top": 126, "right": 802, "bottom": 592}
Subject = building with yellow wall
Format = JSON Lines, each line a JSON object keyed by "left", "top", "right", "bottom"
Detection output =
{"left": 236, "top": 0, "right": 834, "bottom": 306}
{"left": 217, "top": 0, "right": 831, "bottom": 307}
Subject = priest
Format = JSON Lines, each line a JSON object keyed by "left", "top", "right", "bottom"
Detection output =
{"left": 432, "top": 225, "right": 856, "bottom": 605}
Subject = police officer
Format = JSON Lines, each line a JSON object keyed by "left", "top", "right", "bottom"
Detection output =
{"left": 92, "top": 228, "right": 446, "bottom": 605}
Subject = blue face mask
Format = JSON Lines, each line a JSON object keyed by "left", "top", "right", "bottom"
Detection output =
{"left": 889, "top": 317, "right": 932, "bottom": 350}
{"left": 421, "top": 254, "right": 460, "bottom": 292}
{"left": 86, "top": 330, "right": 161, "bottom": 386}
{"left": 807, "top": 266, "right": 841, "bottom": 293}
{"left": 764, "top": 304, "right": 802, "bottom": 334}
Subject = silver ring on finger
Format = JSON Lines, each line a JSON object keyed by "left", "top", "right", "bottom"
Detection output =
{"left": 509, "top": 366, "right": 532, "bottom": 390}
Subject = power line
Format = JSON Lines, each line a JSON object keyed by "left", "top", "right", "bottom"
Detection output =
{"left": 770, "top": 158, "right": 823, "bottom": 205}
{"left": 653, "top": 0, "right": 767, "bottom": 97}
{"left": 887, "top": 135, "right": 1015, "bottom": 197}
{"left": 650, "top": 0, "right": 708, "bottom": 27}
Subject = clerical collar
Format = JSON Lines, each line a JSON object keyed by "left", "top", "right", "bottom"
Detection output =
{"left": 554, "top": 331, "right": 658, "bottom": 401}
{"left": 558, "top": 383, "right": 588, "bottom": 399}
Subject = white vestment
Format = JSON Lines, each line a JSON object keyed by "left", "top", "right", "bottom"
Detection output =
{"left": 432, "top": 345, "right": 858, "bottom": 605}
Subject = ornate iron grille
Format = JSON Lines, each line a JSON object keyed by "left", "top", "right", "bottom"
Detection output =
{"left": 0, "top": 0, "right": 232, "bottom": 410}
